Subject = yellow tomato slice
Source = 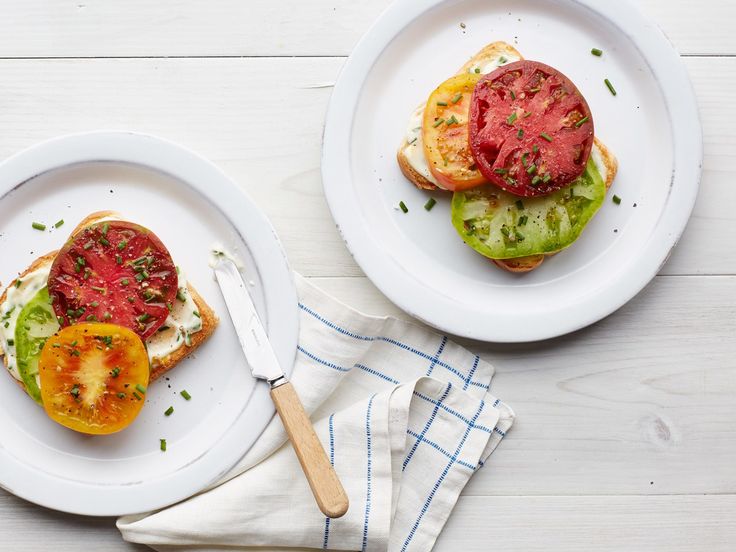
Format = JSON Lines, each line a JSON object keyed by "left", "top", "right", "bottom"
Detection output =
{"left": 422, "top": 73, "right": 487, "bottom": 191}
{"left": 39, "top": 323, "right": 150, "bottom": 435}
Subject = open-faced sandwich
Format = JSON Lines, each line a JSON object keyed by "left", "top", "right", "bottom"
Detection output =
{"left": 0, "top": 211, "right": 217, "bottom": 434}
{"left": 397, "top": 41, "right": 618, "bottom": 272}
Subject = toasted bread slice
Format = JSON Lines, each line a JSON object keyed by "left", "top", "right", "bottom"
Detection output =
{"left": 397, "top": 41, "right": 524, "bottom": 192}
{"left": 396, "top": 42, "right": 619, "bottom": 274}
{"left": 0, "top": 215, "right": 218, "bottom": 400}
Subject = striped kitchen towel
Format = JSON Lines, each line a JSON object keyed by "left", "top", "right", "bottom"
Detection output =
{"left": 118, "top": 274, "right": 514, "bottom": 551}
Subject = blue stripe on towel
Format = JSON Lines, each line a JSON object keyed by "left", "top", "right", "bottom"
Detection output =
{"left": 362, "top": 395, "right": 375, "bottom": 552}
{"left": 400, "top": 400, "right": 486, "bottom": 551}
{"left": 322, "top": 414, "right": 336, "bottom": 549}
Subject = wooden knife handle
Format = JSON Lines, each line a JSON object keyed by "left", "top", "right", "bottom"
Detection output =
{"left": 270, "top": 381, "right": 349, "bottom": 518}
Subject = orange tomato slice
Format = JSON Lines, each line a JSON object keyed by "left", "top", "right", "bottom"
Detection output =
{"left": 39, "top": 323, "right": 150, "bottom": 435}
{"left": 422, "top": 73, "right": 487, "bottom": 191}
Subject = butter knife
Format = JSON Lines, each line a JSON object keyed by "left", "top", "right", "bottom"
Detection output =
{"left": 213, "top": 257, "right": 349, "bottom": 518}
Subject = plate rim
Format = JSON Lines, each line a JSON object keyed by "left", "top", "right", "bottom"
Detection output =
{"left": 0, "top": 130, "right": 299, "bottom": 515}
{"left": 321, "top": 0, "right": 702, "bottom": 342}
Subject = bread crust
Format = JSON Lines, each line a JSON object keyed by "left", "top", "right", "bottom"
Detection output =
{"left": 396, "top": 148, "right": 438, "bottom": 191}
{"left": 149, "top": 283, "right": 218, "bottom": 381}
{"left": 0, "top": 215, "right": 218, "bottom": 399}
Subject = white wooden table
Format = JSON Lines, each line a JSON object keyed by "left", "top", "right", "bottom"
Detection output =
{"left": 0, "top": 1, "right": 734, "bottom": 550}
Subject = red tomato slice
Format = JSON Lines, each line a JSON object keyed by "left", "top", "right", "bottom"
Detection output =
{"left": 39, "top": 323, "right": 150, "bottom": 435}
{"left": 469, "top": 60, "right": 594, "bottom": 197}
{"left": 48, "top": 220, "right": 178, "bottom": 340}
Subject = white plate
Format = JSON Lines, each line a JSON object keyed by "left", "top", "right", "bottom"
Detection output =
{"left": 322, "top": 0, "right": 701, "bottom": 342}
{"left": 0, "top": 131, "right": 298, "bottom": 515}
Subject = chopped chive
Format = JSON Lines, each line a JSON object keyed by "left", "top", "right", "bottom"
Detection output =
{"left": 399, "top": 201, "right": 409, "bottom": 214}
{"left": 117, "top": 392, "right": 126, "bottom": 399}
{"left": 510, "top": 90, "right": 516, "bottom": 100}
{"left": 514, "top": 230, "right": 525, "bottom": 242}
{"left": 158, "top": 325, "right": 170, "bottom": 332}
{"left": 530, "top": 87, "right": 541, "bottom": 93}
{"left": 90, "top": 286, "right": 106, "bottom": 294}
{"left": 474, "top": 67, "right": 480, "bottom": 74}
{"left": 101, "top": 222, "right": 109, "bottom": 236}
{"left": 192, "top": 310, "right": 200, "bottom": 318}
{"left": 110, "top": 367, "right": 120, "bottom": 378}
{"left": 517, "top": 128, "right": 524, "bottom": 139}
{"left": 83, "top": 242, "right": 93, "bottom": 250}
{"left": 527, "top": 164, "right": 537, "bottom": 175}
{"left": 89, "top": 301, "right": 99, "bottom": 308}
{"left": 70, "top": 384, "right": 80, "bottom": 398}
{"left": 407, "top": 137, "right": 418, "bottom": 145}
{"left": 127, "top": 296, "right": 135, "bottom": 303}
{"left": 160, "top": 439, "right": 167, "bottom": 452}
{"left": 519, "top": 214, "right": 528, "bottom": 226}
{"left": 99, "top": 238, "right": 110, "bottom": 246}
{"left": 76, "top": 256, "right": 86, "bottom": 267}
{"left": 176, "top": 288, "right": 186, "bottom": 302}
{"left": 70, "top": 349, "right": 80, "bottom": 356}
{"left": 591, "top": 48, "right": 603, "bottom": 57}
{"left": 52, "top": 342, "right": 60, "bottom": 347}
{"left": 86, "top": 314, "right": 97, "bottom": 321}
{"left": 436, "top": 101, "right": 448, "bottom": 106}
{"left": 432, "top": 118, "right": 445, "bottom": 128}
{"left": 493, "top": 168, "right": 508, "bottom": 175}
{"left": 543, "top": 173, "right": 552, "bottom": 183}
{"left": 135, "top": 383, "right": 147, "bottom": 394}
{"left": 424, "top": 198, "right": 437, "bottom": 211}
{"left": 533, "top": 145, "right": 539, "bottom": 153}
{"left": 6, "top": 339, "right": 14, "bottom": 347}
{"left": 445, "top": 115, "right": 459, "bottom": 126}
{"left": 499, "top": 56, "right": 508, "bottom": 64}
{"left": 613, "top": 195, "right": 622, "bottom": 205}
{"left": 117, "top": 240, "right": 127, "bottom": 251}
{"left": 103, "top": 312, "right": 111, "bottom": 320}
{"left": 116, "top": 255, "right": 122, "bottom": 265}
{"left": 531, "top": 175, "right": 542, "bottom": 186}
{"left": 180, "top": 390, "right": 192, "bottom": 401}
{"left": 15, "top": 280, "right": 21, "bottom": 288}
{"left": 523, "top": 111, "right": 532, "bottom": 118}
{"left": 522, "top": 152, "right": 529, "bottom": 167}
{"left": 604, "top": 78, "right": 617, "bottom": 96}
{"left": 137, "top": 313, "right": 150, "bottom": 323}
{"left": 135, "top": 272, "right": 146, "bottom": 282}
{"left": 540, "top": 132, "right": 553, "bottom": 142}
{"left": 132, "top": 391, "right": 142, "bottom": 400}
{"left": 451, "top": 93, "right": 463, "bottom": 104}
{"left": 54, "top": 219, "right": 64, "bottom": 228}
{"left": 164, "top": 406, "right": 174, "bottom": 416}
{"left": 515, "top": 200, "right": 524, "bottom": 210}
{"left": 575, "top": 116, "right": 590, "bottom": 128}
{"left": 121, "top": 278, "right": 129, "bottom": 286}
{"left": 31, "top": 222, "right": 46, "bottom": 231}
{"left": 506, "top": 112, "right": 517, "bottom": 125}
{"left": 132, "top": 256, "right": 147, "bottom": 265}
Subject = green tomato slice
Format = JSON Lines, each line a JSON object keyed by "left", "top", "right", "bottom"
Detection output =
{"left": 15, "top": 286, "right": 60, "bottom": 403}
{"left": 451, "top": 158, "right": 606, "bottom": 259}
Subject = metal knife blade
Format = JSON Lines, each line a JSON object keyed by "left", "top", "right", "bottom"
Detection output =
{"left": 212, "top": 257, "right": 285, "bottom": 384}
